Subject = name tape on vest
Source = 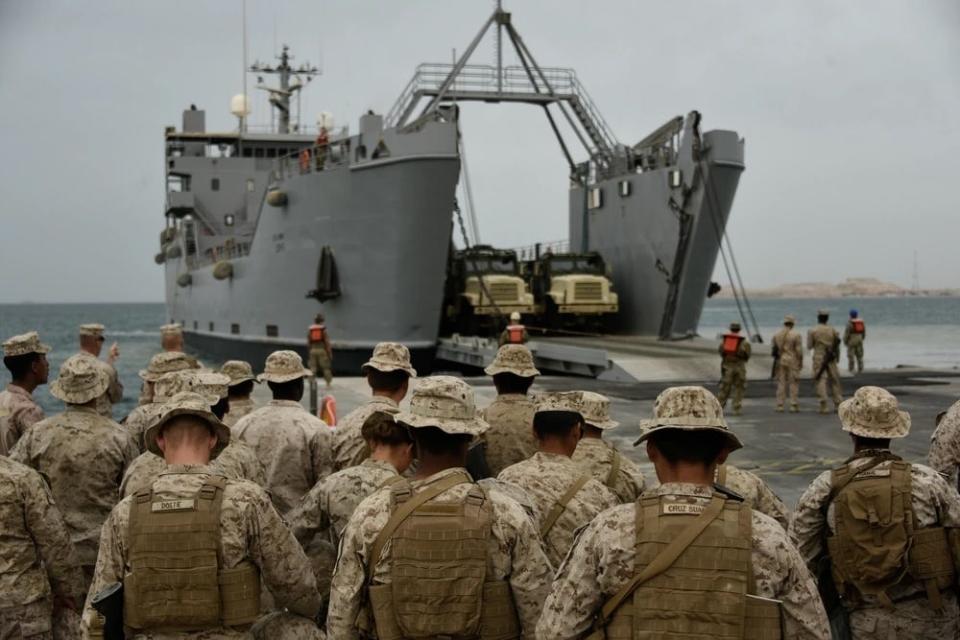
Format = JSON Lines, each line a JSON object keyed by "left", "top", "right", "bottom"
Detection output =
{"left": 152, "top": 499, "right": 196, "bottom": 512}
{"left": 661, "top": 502, "right": 707, "bottom": 515}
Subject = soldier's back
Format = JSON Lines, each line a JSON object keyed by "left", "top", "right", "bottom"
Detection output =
{"left": 0, "top": 384, "right": 44, "bottom": 456}
{"left": 808, "top": 324, "right": 837, "bottom": 354}
{"left": 480, "top": 394, "right": 538, "bottom": 476}
{"left": 716, "top": 464, "right": 790, "bottom": 529}
{"left": 123, "top": 401, "right": 163, "bottom": 452}
{"left": 223, "top": 397, "right": 258, "bottom": 429}
{"left": 331, "top": 396, "right": 398, "bottom": 470}
{"left": 571, "top": 437, "right": 645, "bottom": 504}
{"left": 929, "top": 400, "right": 960, "bottom": 485}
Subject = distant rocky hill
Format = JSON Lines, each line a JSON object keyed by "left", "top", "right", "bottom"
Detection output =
{"left": 715, "top": 277, "right": 959, "bottom": 299}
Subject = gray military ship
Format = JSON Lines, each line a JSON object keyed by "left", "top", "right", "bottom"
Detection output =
{"left": 157, "top": 6, "right": 744, "bottom": 372}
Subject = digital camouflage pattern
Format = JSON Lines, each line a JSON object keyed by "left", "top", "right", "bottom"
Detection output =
{"left": 361, "top": 342, "right": 417, "bottom": 377}
{"left": 717, "top": 329, "right": 751, "bottom": 413}
{"left": 251, "top": 611, "right": 326, "bottom": 640}
{"left": 838, "top": 386, "right": 910, "bottom": 439}
{"left": 0, "top": 456, "right": 85, "bottom": 639}
{"left": 73, "top": 351, "right": 123, "bottom": 418}
{"left": 0, "top": 383, "right": 44, "bottom": 456}
{"left": 257, "top": 350, "right": 313, "bottom": 383}
{"left": 807, "top": 323, "right": 843, "bottom": 410}
{"left": 718, "top": 464, "right": 790, "bottom": 530}
{"left": 48, "top": 354, "right": 109, "bottom": 405}
{"left": 571, "top": 437, "right": 646, "bottom": 504}
{"left": 929, "top": 399, "right": 960, "bottom": 485}
{"left": 327, "top": 467, "right": 553, "bottom": 640}
{"left": 2, "top": 331, "right": 51, "bottom": 357}
{"left": 395, "top": 375, "right": 489, "bottom": 436}
{"left": 479, "top": 394, "right": 537, "bottom": 477}
{"left": 10, "top": 405, "right": 138, "bottom": 570}
{"left": 331, "top": 397, "right": 399, "bottom": 471}
{"left": 123, "top": 401, "right": 165, "bottom": 453}
{"left": 233, "top": 400, "right": 331, "bottom": 515}
{"left": 537, "top": 482, "right": 831, "bottom": 640}
{"left": 497, "top": 451, "right": 619, "bottom": 566}
{"left": 220, "top": 360, "right": 256, "bottom": 385}
{"left": 637, "top": 385, "right": 742, "bottom": 450}
{"left": 138, "top": 351, "right": 198, "bottom": 382}
{"left": 120, "top": 441, "right": 267, "bottom": 498}
{"left": 772, "top": 320, "right": 804, "bottom": 411}
{"left": 483, "top": 344, "right": 540, "bottom": 378}
{"left": 223, "top": 397, "right": 257, "bottom": 429}
{"left": 82, "top": 465, "right": 322, "bottom": 638}
{"left": 790, "top": 456, "right": 960, "bottom": 636}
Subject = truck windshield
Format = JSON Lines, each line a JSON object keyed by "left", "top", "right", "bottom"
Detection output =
{"left": 548, "top": 255, "right": 604, "bottom": 274}
{"left": 464, "top": 256, "right": 516, "bottom": 275}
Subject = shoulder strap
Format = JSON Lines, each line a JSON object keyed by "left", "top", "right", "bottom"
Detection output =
{"left": 377, "top": 474, "right": 405, "bottom": 490}
{"left": 596, "top": 495, "right": 726, "bottom": 626}
{"left": 828, "top": 454, "right": 898, "bottom": 503}
{"left": 366, "top": 471, "right": 470, "bottom": 583}
{"left": 541, "top": 473, "right": 591, "bottom": 538}
{"left": 605, "top": 450, "right": 621, "bottom": 488}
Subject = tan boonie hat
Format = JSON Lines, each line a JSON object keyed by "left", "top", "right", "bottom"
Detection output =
{"left": 160, "top": 323, "right": 183, "bottom": 336}
{"left": 144, "top": 391, "right": 230, "bottom": 459}
{"left": 484, "top": 344, "right": 540, "bottom": 378}
{"left": 153, "top": 370, "right": 199, "bottom": 403}
{"left": 838, "top": 386, "right": 910, "bottom": 439}
{"left": 220, "top": 360, "right": 256, "bottom": 385}
{"left": 395, "top": 375, "right": 489, "bottom": 436}
{"left": 79, "top": 323, "right": 105, "bottom": 338}
{"left": 50, "top": 354, "right": 109, "bottom": 404}
{"left": 361, "top": 342, "right": 417, "bottom": 377}
{"left": 817, "top": 308, "right": 830, "bottom": 316}
{"left": 139, "top": 351, "right": 199, "bottom": 382}
{"left": 3, "top": 331, "right": 51, "bottom": 357}
{"left": 155, "top": 371, "right": 230, "bottom": 405}
{"left": 535, "top": 391, "right": 585, "bottom": 417}
{"left": 783, "top": 315, "right": 796, "bottom": 325}
{"left": 635, "top": 386, "right": 743, "bottom": 451}
{"left": 257, "top": 350, "right": 313, "bottom": 383}
{"left": 580, "top": 391, "right": 619, "bottom": 430}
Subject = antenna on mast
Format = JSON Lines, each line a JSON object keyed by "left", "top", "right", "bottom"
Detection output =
{"left": 250, "top": 45, "right": 320, "bottom": 134}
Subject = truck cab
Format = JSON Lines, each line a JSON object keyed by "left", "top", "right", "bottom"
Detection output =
{"left": 527, "top": 252, "right": 618, "bottom": 328}
{"left": 443, "top": 245, "right": 535, "bottom": 334}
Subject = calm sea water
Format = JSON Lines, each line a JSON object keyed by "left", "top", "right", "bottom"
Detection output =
{"left": 1, "top": 297, "right": 957, "bottom": 416}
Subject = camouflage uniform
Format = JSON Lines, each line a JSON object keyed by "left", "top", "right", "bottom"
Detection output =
{"left": 235, "top": 351, "right": 331, "bottom": 515}
{"left": 843, "top": 315, "right": 866, "bottom": 374}
{"left": 327, "top": 376, "right": 553, "bottom": 640}
{"left": 772, "top": 315, "right": 804, "bottom": 412}
{"left": 716, "top": 463, "right": 790, "bottom": 530}
{"left": 0, "top": 331, "right": 50, "bottom": 456}
{"left": 716, "top": 322, "right": 751, "bottom": 415}
{"left": 331, "top": 343, "right": 416, "bottom": 471}
{"left": 10, "top": 356, "right": 138, "bottom": 576}
{"left": 807, "top": 313, "right": 843, "bottom": 412}
{"left": 76, "top": 324, "right": 123, "bottom": 418}
{"left": 223, "top": 397, "right": 257, "bottom": 429}
{"left": 126, "top": 352, "right": 199, "bottom": 450}
{"left": 929, "top": 399, "right": 960, "bottom": 487}
{"left": 571, "top": 391, "right": 645, "bottom": 504}
{"left": 0, "top": 456, "right": 85, "bottom": 640}
{"left": 791, "top": 387, "right": 960, "bottom": 638}
{"left": 120, "top": 440, "right": 266, "bottom": 498}
{"left": 220, "top": 360, "right": 259, "bottom": 429}
{"left": 479, "top": 344, "right": 540, "bottom": 476}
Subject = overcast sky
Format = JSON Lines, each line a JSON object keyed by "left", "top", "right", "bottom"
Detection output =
{"left": 1, "top": 0, "right": 958, "bottom": 303}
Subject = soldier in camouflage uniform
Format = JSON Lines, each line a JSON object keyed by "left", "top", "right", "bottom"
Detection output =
{"left": 538, "top": 386, "right": 830, "bottom": 640}
{"left": 929, "top": 399, "right": 960, "bottom": 487}
{"left": 477, "top": 344, "right": 540, "bottom": 477}
{"left": 717, "top": 321, "right": 751, "bottom": 415}
{"left": 235, "top": 351, "right": 331, "bottom": 515}
{"left": 121, "top": 371, "right": 266, "bottom": 497}
{"left": 791, "top": 386, "right": 960, "bottom": 638}
{"left": 571, "top": 391, "right": 646, "bottom": 503}
{"left": 498, "top": 392, "right": 619, "bottom": 567}
{"left": 332, "top": 342, "right": 415, "bottom": 470}
{"left": 125, "top": 351, "right": 199, "bottom": 450}
{"left": 772, "top": 314, "right": 804, "bottom": 412}
{"left": 0, "top": 331, "right": 49, "bottom": 456}
{"left": 11, "top": 355, "right": 138, "bottom": 583}
{"left": 0, "top": 456, "right": 85, "bottom": 640}
{"left": 83, "top": 392, "right": 323, "bottom": 638}
{"left": 808, "top": 309, "right": 843, "bottom": 414}
{"left": 843, "top": 309, "right": 866, "bottom": 374}
{"left": 287, "top": 411, "right": 414, "bottom": 600}
{"left": 220, "top": 360, "right": 259, "bottom": 429}
{"left": 327, "top": 376, "right": 553, "bottom": 640}
{"left": 713, "top": 463, "right": 790, "bottom": 530}
{"left": 74, "top": 323, "right": 122, "bottom": 419}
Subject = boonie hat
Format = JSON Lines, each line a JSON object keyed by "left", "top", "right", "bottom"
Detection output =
{"left": 580, "top": 391, "right": 619, "bottom": 430}
{"left": 817, "top": 308, "right": 830, "bottom": 316}
{"left": 783, "top": 315, "right": 796, "bottom": 325}
{"left": 635, "top": 386, "right": 743, "bottom": 451}
{"left": 3, "top": 331, "right": 51, "bottom": 357}
{"left": 153, "top": 370, "right": 200, "bottom": 403}
{"left": 535, "top": 391, "right": 585, "bottom": 417}
{"left": 144, "top": 391, "right": 231, "bottom": 459}
{"left": 160, "top": 323, "right": 183, "bottom": 337}
{"left": 838, "top": 386, "right": 910, "bottom": 439}
{"left": 50, "top": 354, "right": 109, "bottom": 404}
{"left": 257, "top": 350, "right": 313, "bottom": 383}
{"left": 220, "top": 360, "right": 256, "bottom": 385}
{"left": 156, "top": 371, "right": 230, "bottom": 405}
{"left": 729, "top": 321, "right": 742, "bottom": 331}
{"left": 79, "top": 323, "right": 105, "bottom": 338}
{"left": 139, "top": 351, "right": 199, "bottom": 382}
{"left": 395, "top": 375, "right": 489, "bottom": 436}
{"left": 484, "top": 344, "right": 540, "bottom": 378}
{"left": 361, "top": 342, "right": 417, "bottom": 377}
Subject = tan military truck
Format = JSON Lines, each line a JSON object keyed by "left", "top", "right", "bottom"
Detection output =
{"left": 442, "top": 245, "right": 535, "bottom": 334}
{"left": 525, "top": 252, "right": 618, "bottom": 329}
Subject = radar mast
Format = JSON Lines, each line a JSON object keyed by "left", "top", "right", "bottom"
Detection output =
{"left": 250, "top": 45, "right": 320, "bottom": 134}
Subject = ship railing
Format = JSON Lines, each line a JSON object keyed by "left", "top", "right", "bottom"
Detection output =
{"left": 185, "top": 239, "right": 251, "bottom": 270}
{"left": 514, "top": 239, "right": 571, "bottom": 262}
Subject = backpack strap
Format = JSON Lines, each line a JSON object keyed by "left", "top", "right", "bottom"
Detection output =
{"left": 605, "top": 450, "right": 621, "bottom": 488}
{"left": 541, "top": 474, "right": 592, "bottom": 538}
{"left": 590, "top": 495, "right": 727, "bottom": 634}
{"left": 366, "top": 471, "right": 471, "bottom": 584}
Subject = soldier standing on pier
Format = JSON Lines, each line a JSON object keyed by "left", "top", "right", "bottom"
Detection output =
{"left": 716, "top": 321, "right": 751, "bottom": 416}
{"left": 0, "top": 332, "right": 49, "bottom": 456}
{"left": 808, "top": 309, "right": 843, "bottom": 414}
{"left": 843, "top": 309, "right": 866, "bottom": 374}
{"left": 307, "top": 314, "right": 333, "bottom": 388}
{"left": 772, "top": 315, "right": 804, "bottom": 413}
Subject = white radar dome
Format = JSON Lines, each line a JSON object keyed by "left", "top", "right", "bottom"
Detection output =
{"left": 230, "top": 94, "right": 251, "bottom": 117}
{"left": 317, "top": 111, "right": 335, "bottom": 131}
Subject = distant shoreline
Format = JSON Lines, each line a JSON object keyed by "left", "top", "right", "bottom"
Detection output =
{"left": 712, "top": 278, "right": 959, "bottom": 300}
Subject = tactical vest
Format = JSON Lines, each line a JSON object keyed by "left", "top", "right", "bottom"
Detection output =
{"left": 826, "top": 454, "right": 956, "bottom": 609}
{"left": 590, "top": 494, "right": 782, "bottom": 640}
{"left": 505, "top": 325, "right": 525, "bottom": 344}
{"left": 309, "top": 324, "right": 326, "bottom": 344}
{"left": 722, "top": 333, "right": 743, "bottom": 357}
{"left": 363, "top": 472, "right": 520, "bottom": 640}
{"left": 124, "top": 476, "right": 261, "bottom": 632}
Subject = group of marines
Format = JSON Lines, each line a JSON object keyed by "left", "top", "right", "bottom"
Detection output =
{"left": 1, "top": 318, "right": 959, "bottom": 640}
